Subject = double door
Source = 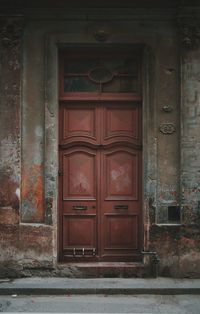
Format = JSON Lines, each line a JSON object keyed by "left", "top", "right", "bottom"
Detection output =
{"left": 59, "top": 101, "right": 142, "bottom": 262}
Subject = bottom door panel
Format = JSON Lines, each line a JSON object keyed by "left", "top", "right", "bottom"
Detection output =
{"left": 104, "top": 214, "right": 138, "bottom": 250}
{"left": 62, "top": 215, "right": 97, "bottom": 259}
{"left": 63, "top": 215, "right": 96, "bottom": 248}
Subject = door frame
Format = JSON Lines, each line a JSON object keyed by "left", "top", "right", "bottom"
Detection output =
{"left": 58, "top": 46, "right": 143, "bottom": 262}
{"left": 43, "top": 39, "right": 157, "bottom": 264}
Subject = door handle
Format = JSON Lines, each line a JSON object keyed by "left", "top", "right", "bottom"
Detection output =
{"left": 96, "top": 144, "right": 103, "bottom": 148}
{"left": 73, "top": 205, "right": 87, "bottom": 210}
{"left": 114, "top": 205, "right": 128, "bottom": 210}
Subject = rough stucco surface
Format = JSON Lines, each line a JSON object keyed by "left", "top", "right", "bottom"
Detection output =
{"left": 149, "top": 44, "right": 200, "bottom": 278}
{"left": 0, "top": 19, "right": 54, "bottom": 276}
{"left": 21, "top": 24, "right": 45, "bottom": 223}
{"left": 181, "top": 49, "right": 200, "bottom": 223}
{"left": 0, "top": 34, "right": 20, "bottom": 211}
{"left": 155, "top": 27, "right": 179, "bottom": 223}
{"left": 0, "top": 12, "right": 200, "bottom": 278}
{"left": 149, "top": 224, "right": 200, "bottom": 278}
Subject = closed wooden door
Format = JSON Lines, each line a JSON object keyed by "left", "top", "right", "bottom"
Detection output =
{"left": 59, "top": 50, "right": 142, "bottom": 262}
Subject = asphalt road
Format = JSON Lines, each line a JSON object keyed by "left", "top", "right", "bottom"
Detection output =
{"left": 0, "top": 295, "right": 200, "bottom": 313}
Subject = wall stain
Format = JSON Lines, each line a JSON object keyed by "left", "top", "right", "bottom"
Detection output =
{"left": 21, "top": 164, "right": 44, "bottom": 222}
{"left": 0, "top": 174, "right": 19, "bottom": 210}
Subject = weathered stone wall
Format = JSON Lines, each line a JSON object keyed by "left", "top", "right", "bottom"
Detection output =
{"left": 0, "top": 9, "right": 200, "bottom": 278}
{"left": 0, "top": 18, "right": 21, "bottom": 218}
{"left": 181, "top": 35, "right": 200, "bottom": 224}
{"left": 0, "top": 18, "right": 54, "bottom": 276}
{"left": 0, "top": 17, "right": 22, "bottom": 270}
{"left": 179, "top": 20, "right": 200, "bottom": 277}
{"left": 149, "top": 19, "right": 200, "bottom": 278}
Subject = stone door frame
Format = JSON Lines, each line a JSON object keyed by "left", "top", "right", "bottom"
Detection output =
{"left": 22, "top": 30, "right": 157, "bottom": 263}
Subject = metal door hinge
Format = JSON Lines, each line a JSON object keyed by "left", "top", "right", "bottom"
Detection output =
{"left": 58, "top": 170, "right": 63, "bottom": 176}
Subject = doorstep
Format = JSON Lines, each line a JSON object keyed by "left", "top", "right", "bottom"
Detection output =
{"left": 57, "top": 262, "right": 148, "bottom": 278}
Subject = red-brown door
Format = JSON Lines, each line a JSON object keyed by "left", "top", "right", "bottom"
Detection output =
{"left": 100, "top": 103, "right": 142, "bottom": 261}
{"left": 59, "top": 50, "right": 142, "bottom": 262}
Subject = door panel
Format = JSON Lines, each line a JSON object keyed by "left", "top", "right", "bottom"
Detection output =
{"left": 63, "top": 215, "right": 96, "bottom": 246}
{"left": 102, "top": 103, "right": 141, "bottom": 146}
{"left": 60, "top": 103, "right": 100, "bottom": 146}
{"left": 63, "top": 150, "right": 96, "bottom": 200}
{"left": 103, "top": 148, "right": 139, "bottom": 200}
{"left": 104, "top": 215, "right": 138, "bottom": 249}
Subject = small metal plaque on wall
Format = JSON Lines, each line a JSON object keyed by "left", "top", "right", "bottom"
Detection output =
{"left": 159, "top": 123, "right": 176, "bottom": 134}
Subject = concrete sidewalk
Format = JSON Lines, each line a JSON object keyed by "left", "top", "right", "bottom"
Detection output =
{"left": 0, "top": 277, "right": 200, "bottom": 295}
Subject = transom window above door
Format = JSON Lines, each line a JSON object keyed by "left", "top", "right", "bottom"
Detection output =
{"left": 59, "top": 49, "right": 142, "bottom": 100}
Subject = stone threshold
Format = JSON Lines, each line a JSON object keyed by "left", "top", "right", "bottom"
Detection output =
{"left": 57, "top": 262, "right": 148, "bottom": 278}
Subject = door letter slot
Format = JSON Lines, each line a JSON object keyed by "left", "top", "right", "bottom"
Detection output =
{"left": 114, "top": 205, "right": 128, "bottom": 210}
{"left": 73, "top": 205, "right": 87, "bottom": 210}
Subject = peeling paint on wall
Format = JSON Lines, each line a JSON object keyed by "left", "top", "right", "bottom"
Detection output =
{"left": 21, "top": 164, "right": 44, "bottom": 222}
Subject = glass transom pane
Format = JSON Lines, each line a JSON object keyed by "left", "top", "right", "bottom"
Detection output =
{"left": 63, "top": 55, "right": 139, "bottom": 93}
